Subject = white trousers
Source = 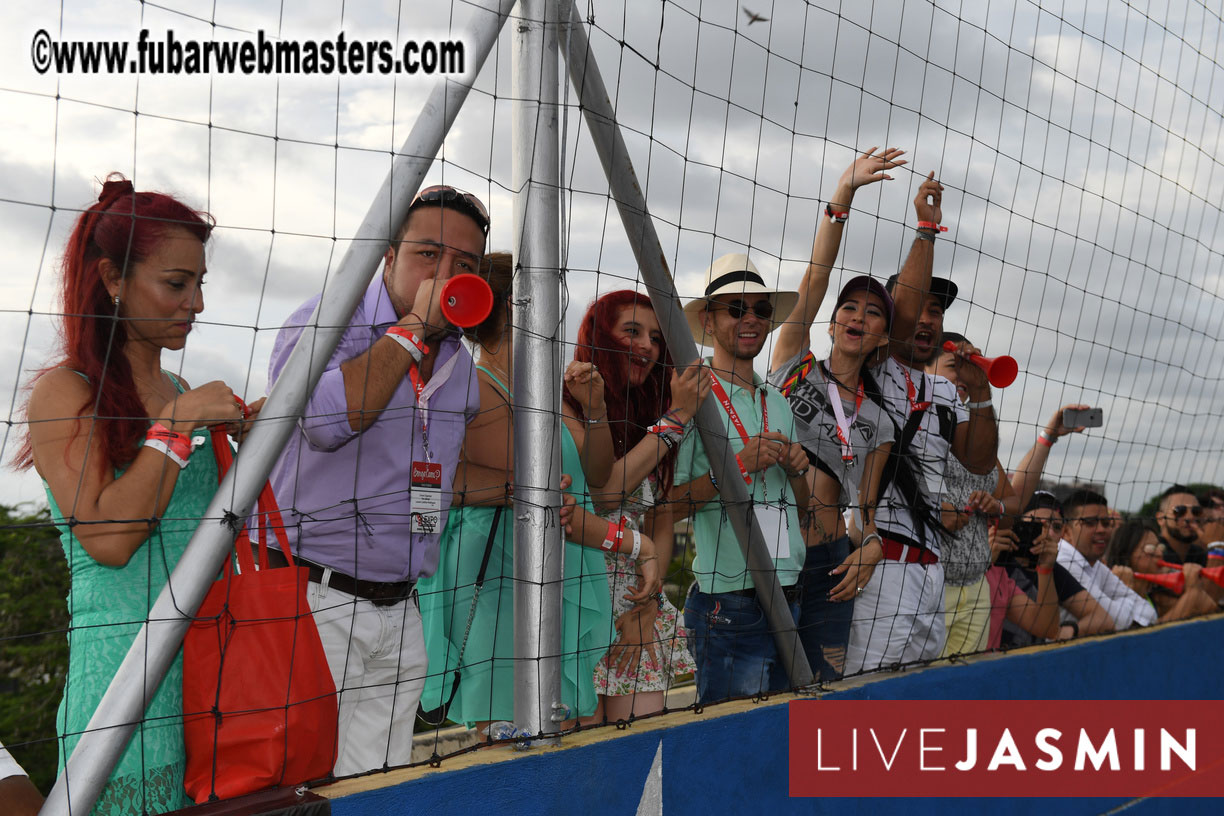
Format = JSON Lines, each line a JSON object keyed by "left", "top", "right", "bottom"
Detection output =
{"left": 844, "top": 559, "right": 946, "bottom": 675}
{"left": 306, "top": 581, "right": 427, "bottom": 777}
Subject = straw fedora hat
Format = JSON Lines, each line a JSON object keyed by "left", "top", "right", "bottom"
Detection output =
{"left": 682, "top": 253, "right": 799, "bottom": 346}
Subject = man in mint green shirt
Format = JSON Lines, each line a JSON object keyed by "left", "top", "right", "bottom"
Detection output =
{"left": 673, "top": 253, "right": 810, "bottom": 704}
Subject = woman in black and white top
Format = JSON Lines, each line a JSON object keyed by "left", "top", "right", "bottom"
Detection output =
{"left": 771, "top": 273, "right": 897, "bottom": 680}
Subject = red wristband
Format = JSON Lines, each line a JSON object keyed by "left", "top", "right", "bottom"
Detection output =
{"left": 1036, "top": 433, "right": 1054, "bottom": 448}
{"left": 916, "top": 221, "right": 948, "bottom": 233}
{"left": 1035, "top": 565, "right": 1054, "bottom": 575}
{"left": 825, "top": 203, "right": 849, "bottom": 224}
{"left": 602, "top": 518, "right": 624, "bottom": 552}
{"left": 385, "top": 325, "right": 429, "bottom": 361}
{"left": 146, "top": 422, "right": 192, "bottom": 465}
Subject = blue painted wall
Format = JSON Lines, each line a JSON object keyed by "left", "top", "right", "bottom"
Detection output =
{"left": 331, "top": 616, "right": 1223, "bottom": 815}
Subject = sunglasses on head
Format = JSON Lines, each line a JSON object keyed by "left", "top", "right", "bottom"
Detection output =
{"left": 1172, "top": 504, "right": 1203, "bottom": 519}
{"left": 715, "top": 299, "right": 775, "bottom": 320}
{"left": 410, "top": 185, "right": 490, "bottom": 235}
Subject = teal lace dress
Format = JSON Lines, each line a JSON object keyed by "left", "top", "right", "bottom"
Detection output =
{"left": 419, "top": 373, "right": 613, "bottom": 724}
{"left": 48, "top": 376, "right": 217, "bottom": 815}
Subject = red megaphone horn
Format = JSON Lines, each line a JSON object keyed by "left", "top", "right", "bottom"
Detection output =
{"left": 943, "top": 340, "right": 1019, "bottom": 388}
{"left": 1160, "top": 560, "right": 1224, "bottom": 589}
{"left": 1134, "top": 570, "right": 1184, "bottom": 594}
{"left": 440, "top": 274, "right": 494, "bottom": 328}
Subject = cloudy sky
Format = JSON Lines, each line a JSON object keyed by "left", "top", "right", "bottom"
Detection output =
{"left": 1, "top": 0, "right": 1221, "bottom": 512}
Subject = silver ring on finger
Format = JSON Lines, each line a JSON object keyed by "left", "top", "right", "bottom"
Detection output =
{"left": 856, "top": 586, "right": 864, "bottom": 593}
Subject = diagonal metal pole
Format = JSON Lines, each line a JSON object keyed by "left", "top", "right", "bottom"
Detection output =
{"left": 511, "top": 0, "right": 565, "bottom": 741}
{"left": 39, "top": 2, "right": 517, "bottom": 813}
{"left": 558, "top": 0, "right": 812, "bottom": 689}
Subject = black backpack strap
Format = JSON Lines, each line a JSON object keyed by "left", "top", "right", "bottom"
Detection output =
{"left": 417, "top": 504, "right": 504, "bottom": 727}
{"left": 936, "top": 404, "right": 956, "bottom": 444}
{"left": 869, "top": 371, "right": 944, "bottom": 548}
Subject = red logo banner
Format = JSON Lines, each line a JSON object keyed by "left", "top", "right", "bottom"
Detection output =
{"left": 789, "top": 700, "right": 1222, "bottom": 797}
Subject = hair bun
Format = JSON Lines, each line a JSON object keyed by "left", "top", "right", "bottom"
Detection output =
{"left": 98, "top": 176, "right": 134, "bottom": 205}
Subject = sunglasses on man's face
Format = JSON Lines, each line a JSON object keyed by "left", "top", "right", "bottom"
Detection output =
{"left": 410, "top": 184, "right": 491, "bottom": 235}
{"left": 715, "top": 299, "right": 775, "bottom": 320}
{"left": 1172, "top": 504, "right": 1203, "bottom": 519}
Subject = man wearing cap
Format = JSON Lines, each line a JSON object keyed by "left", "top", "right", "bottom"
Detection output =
{"left": 268, "top": 186, "right": 488, "bottom": 775}
{"left": 671, "top": 253, "right": 811, "bottom": 704}
{"left": 770, "top": 153, "right": 998, "bottom": 672}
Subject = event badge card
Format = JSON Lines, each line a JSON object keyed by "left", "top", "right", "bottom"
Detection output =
{"left": 752, "top": 502, "right": 789, "bottom": 560}
{"left": 410, "top": 460, "right": 443, "bottom": 535}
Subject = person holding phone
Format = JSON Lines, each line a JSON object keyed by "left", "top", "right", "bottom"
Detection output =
{"left": 983, "top": 513, "right": 1063, "bottom": 649}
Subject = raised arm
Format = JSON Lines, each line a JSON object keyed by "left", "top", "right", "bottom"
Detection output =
{"left": 882, "top": 172, "right": 944, "bottom": 356}
{"left": 772, "top": 147, "right": 907, "bottom": 370}
{"left": 591, "top": 361, "right": 710, "bottom": 512}
{"left": 562, "top": 361, "right": 613, "bottom": 489}
{"left": 1008, "top": 404, "right": 1090, "bottom": 511}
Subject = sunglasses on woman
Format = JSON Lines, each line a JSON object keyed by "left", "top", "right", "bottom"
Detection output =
{"left": 410, "top": 185, "right": 491, "bottom": 235}
{"left": 715, "top": 299, "right": 775, "bottom": 320}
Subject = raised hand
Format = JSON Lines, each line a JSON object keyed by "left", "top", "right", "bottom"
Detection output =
{"left": 989, "top": 526, "right": 1018, "bottom": 563}
{"left": 1047, "top": 403, "right": 1092, "bottom": 439}
{"left": 668, "top": 360, "right": 712, "bottom": 424}
{"left": 563, "top": 361, "right": 607, "bottom": 420}
{"left": 913, "top": 171, "right": 944, "bottom": 226}
{"left": 836, "top": 146, "right": 908, "bottom": 195}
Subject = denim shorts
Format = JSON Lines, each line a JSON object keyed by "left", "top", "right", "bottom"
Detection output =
{"left": 683, "top": 585, "right": 801, "bottom": 705}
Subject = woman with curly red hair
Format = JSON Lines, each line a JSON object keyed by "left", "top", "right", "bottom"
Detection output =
{"left": 564, "top": 290, "right": 709, "bottom": 722}
{"left": 16, "top": 175, "right": 252, "bottom": 814}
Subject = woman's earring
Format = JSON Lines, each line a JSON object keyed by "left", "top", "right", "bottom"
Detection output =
{"left": 113, "top": 295, "right": 120, "bottom": 306}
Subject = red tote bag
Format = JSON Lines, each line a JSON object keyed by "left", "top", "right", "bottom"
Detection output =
{"left": 183, "top": 427, "right": 338, "bottom": 803}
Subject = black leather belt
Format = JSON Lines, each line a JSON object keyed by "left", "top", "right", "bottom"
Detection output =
{"left": 727, "top": 584, "right": 802, "bottom": 603}
{"left": 266, "top": 548, "right": 414, "bottom": 607}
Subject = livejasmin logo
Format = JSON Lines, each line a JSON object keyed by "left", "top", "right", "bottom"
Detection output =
{"left": 813, "top": 725, "right": 1194, "bottom": 772}
{"left": 789, "top": 700, "right": 1220, "bottom": 797}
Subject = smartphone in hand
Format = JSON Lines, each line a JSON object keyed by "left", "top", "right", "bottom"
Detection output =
{"left": 1062, "top": 407, "right": 1103, "bottom": 428}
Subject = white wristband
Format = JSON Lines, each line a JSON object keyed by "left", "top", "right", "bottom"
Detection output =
{"left": 628, "top": 530, "right": 642, "bottom": 561}
{"left": 385, "top": 327, "right": 426, "bottom": 363}
{"left": 966, "top": 398, "right": 993, "bottom": 410}
{"left": 144, "top": 438, "right": 189, "bottom": 469}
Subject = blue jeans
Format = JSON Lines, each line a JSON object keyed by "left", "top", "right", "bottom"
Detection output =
{"left": 797, "top": 536, "right": 854, "bottom": 682}
{"left": 683, "top": 585, "right": 801, "bottom": 705}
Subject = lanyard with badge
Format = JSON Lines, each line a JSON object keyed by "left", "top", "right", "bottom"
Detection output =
{"left": 709, "top": 376, "right": 789, "bottom": 560}
{"left": 822, "top": 362, "right": 866, "bottom": 538}
{"left": 407, "top": 364, "right": 442, "bottom": 535}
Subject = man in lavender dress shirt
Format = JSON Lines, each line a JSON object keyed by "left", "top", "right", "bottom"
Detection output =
{"left": 269, "top": 187, "right": 488, "bottom": 776}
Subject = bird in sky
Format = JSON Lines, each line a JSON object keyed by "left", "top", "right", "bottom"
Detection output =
{"left": 743, "top": 7, "right": 769, "bottom": 25}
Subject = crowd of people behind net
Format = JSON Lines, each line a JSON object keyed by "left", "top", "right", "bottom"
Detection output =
{"left": 5, "top": 146, "right": 1223, "bottom": 814}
